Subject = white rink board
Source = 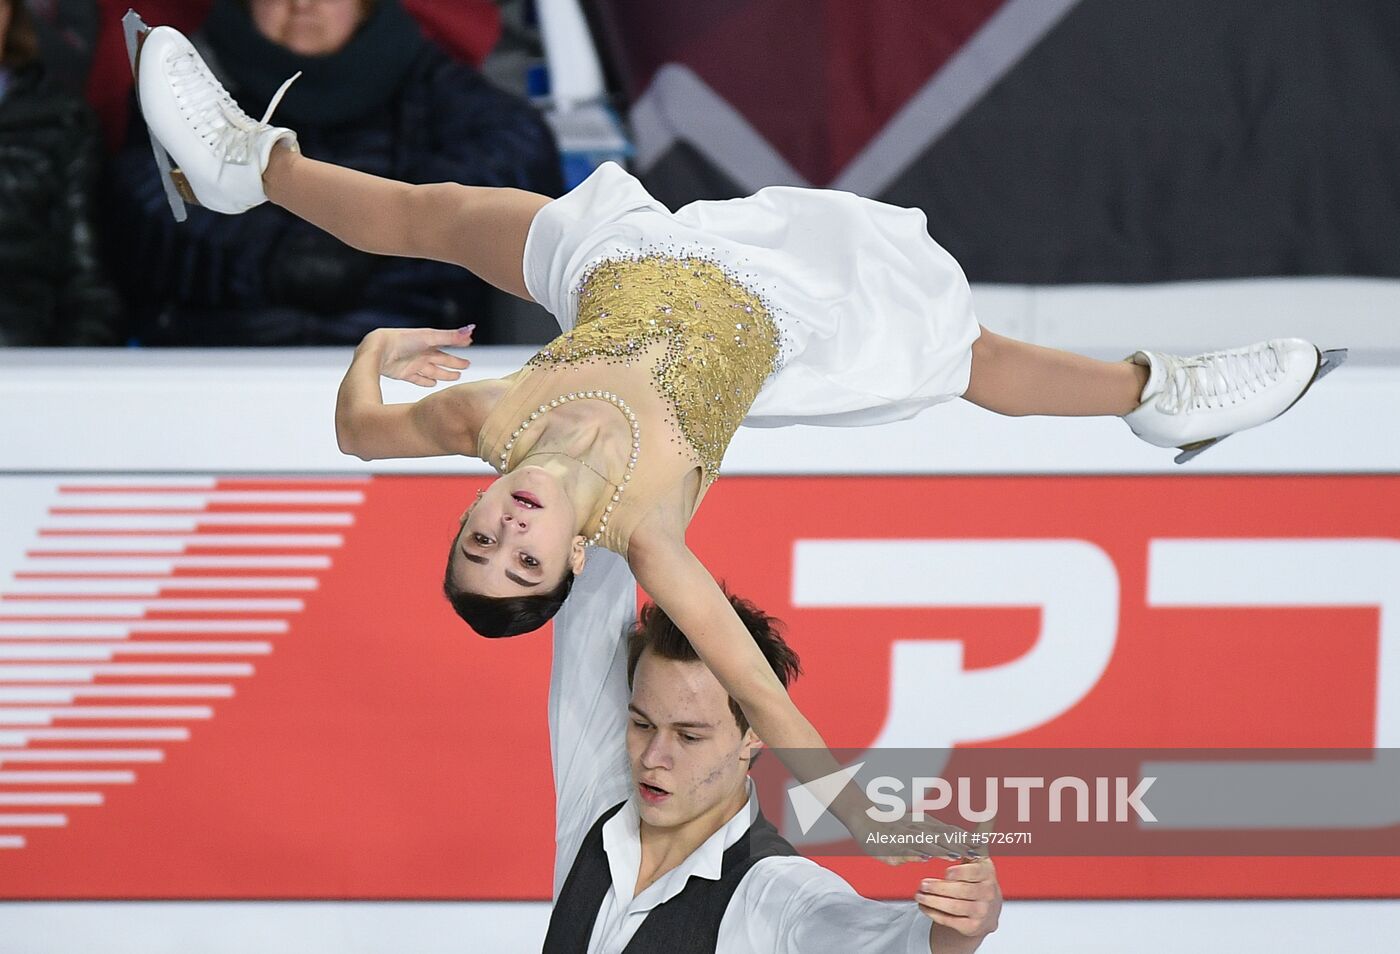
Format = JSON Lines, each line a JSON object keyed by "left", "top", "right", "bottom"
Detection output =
{"left": 3, "top": 275, "right": 1399, "bottom": 475}
{"left": 0, "top": 348, "right": 1396, "bottom": 475}
{"left": 2, "top": 899, "right": 1399, "bottom": 954}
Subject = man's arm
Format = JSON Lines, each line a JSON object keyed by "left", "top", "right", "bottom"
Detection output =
{"left": 546, "top": 549, "right": 639, "bottom": 899}
{"left": 721, "top": 857, "right": 1001, "bottom": 953}
{"left": 335, "top": 327, "right": 498, "bottom": 461}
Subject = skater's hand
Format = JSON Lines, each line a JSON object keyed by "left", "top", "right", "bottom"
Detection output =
{"left": 847, "top": 811, "right": 978, "bottom": 866}
{"left": 367, "top": 326, "right": 474, "bottom": 388}
{"left": 916, "top": 856, "right": 1001, "bottom": 949}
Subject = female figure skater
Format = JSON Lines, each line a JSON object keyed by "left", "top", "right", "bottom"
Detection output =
{"left": 128, "top": 22, "right": 1341, "bottom": 852}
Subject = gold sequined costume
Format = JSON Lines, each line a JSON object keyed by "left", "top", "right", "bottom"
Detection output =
{"left": 476, "top": 256, "right": 780, "bottom": 555}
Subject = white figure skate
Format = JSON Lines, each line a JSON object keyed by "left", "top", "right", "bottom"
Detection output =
{"left": 1124, "top": 338, "right": 1348, "bottom": 463}
{"left": 123, "top": 11, "right": 300, "bottom": 221}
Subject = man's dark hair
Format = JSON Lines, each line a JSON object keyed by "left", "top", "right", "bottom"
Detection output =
{"left": 626, "top": 591, "right": 802, "bottom": 746}
{"left": 443, "top": 567, "right": 574, "bottom": 638}
{"left": 2, "top": 0, "right": 40, "bottom": 69}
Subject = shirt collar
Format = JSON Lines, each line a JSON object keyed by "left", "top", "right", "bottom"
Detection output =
{"left": 601, "top": 777, "right": 760, "bottom": 913}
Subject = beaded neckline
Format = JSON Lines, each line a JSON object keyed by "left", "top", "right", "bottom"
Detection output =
{"left": 497, "top": 390, "right": 640, "bottom": 547}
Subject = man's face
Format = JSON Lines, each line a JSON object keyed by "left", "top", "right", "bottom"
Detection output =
{"left": 626, "top": 649, "right": 760, "bottom": 830}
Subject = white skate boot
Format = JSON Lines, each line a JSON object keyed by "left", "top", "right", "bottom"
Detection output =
{"left": 123, "top": 12, "right": 299, "bottom": 221}
{"left": 1124, "top": 338, "right": 1348, "bottom": 463}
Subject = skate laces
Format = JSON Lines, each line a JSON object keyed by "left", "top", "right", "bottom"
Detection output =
{"left": 1158, "top": 344, "right": 1284, "bottom": 413}
{"left": 169, "top": 50, "right": 299, "bottom": 166}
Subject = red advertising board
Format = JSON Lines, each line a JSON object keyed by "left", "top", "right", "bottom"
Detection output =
{"left": 3, "top": 474, "right": 1397, "bottom": 899}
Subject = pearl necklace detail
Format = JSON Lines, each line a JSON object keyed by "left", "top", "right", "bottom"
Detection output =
{"left": 498, "top": 390, "right": 641, "bottom": 547}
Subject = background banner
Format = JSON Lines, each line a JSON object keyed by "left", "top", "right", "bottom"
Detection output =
{"left": 4, "top": 473, "right": 1397, "bottom": 900}
{"left": 589, "top": 0, "right": 1400, "bottom": 284}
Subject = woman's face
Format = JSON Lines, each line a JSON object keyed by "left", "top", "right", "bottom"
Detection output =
{"left": 449, "top": 469, "right": 584, "bottom": 598}
{"left": 249, "top": 0, "right": 367, "bottom": 57}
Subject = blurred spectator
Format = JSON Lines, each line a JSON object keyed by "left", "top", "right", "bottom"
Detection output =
{"left": 26, "top": 0, "right": 99, "bottom": 94}
{"left": 105, "top": 0, "right": 562, "bottom": 346}
{"left": 0, "top": 0, "right": 123, "bottom": 346}
{"left": 86, "top": 0, "right": 503, "bottom": 151}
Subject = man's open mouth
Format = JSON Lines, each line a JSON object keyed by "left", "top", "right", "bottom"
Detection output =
{"left": 639, "top": 781, "right": 670, "bottom": 801}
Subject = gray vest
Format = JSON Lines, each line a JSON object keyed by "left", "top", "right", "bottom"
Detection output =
{"left": 542, "top": 799, "right": 798, "bottom": 954}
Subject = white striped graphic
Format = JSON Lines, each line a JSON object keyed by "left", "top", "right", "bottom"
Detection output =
{"left": 0, "top": 685, "right": 232, "bottom": 702}
{"left": 0, "top": 771, "right": 134, "bottom": 783}
{"left": 1, "top": 664, "right": 255, "bottom": 679}
{"left": 0, "top": 728, "right": 188, "bottom": 743}
{"left": 55, "top": 478, "right": 219, "bottom": 489}
{"left": 19, "top": 556, "right": 332, "bottom": 571}
{"left": 3, "top": 644, "right": 267, "bottom": 662}
{"left": 53, "top": 491, "right": 364, "bottom": 508}
{"left": 0, "top": 814, "right": 67, "bottom": 827}
{"left": 0, "top": 598, "right": 304, "bottom": 616}
{"left": 0, "top": 706, "right": 213, "bottom": 721}
{"left": 45, "top": 513, "right": 353, "bottom": 530}
{"left": 0, "top": 476, "right": 361, "bottom": 851}
{"left": 0, "top": 750, "right": 163, "bottom": 763}
{"left": 7, "top": 578, "right": 318, "bottom": 594}
{"left": 0, "top": 620, "right": 289, "bottom": 637}
{"left": 0, "top": 745, "right": 162, "bottom": 762}
{"left": 0, "top": 792, "right": 102, "bottom": 806}
{"left": 28, "top": 535, "right": 344, "bottom": 552}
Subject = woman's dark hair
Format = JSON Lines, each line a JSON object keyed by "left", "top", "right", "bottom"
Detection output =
{"left": 2, "top": 0, "right": 40, "bottom": 69}
{"left": 443, "top": 563, "right": 574, "bottom": 638}
{"left": 625, "top": 590, "right": 802, "bottom": 740}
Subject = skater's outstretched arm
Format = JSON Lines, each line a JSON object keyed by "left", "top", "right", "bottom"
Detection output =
{"left": 336, "top": 326, "right": 503, "bottom": 461}
{"left": 262, "top": 145, "right": 552, "bottom": 301}
{"left": 627, "top": 532, "right": 900, "bottom": 851}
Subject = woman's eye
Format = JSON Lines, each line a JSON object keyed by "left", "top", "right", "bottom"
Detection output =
{"left": 521, "top": 554, "right": 540, "bottom": 568}
{"left": 473, "top": 533, "right": 493, "bottom": 545}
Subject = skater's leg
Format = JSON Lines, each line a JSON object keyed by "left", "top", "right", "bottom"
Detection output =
{"left": 962, "top": 327, "right": 1149, "bottom": 417}
{"left": 263, "top": 147, "right": 550, "bottom": 301}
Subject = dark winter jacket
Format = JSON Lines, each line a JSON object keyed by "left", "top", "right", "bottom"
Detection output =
{"left": 0, "top": 64, "right": 123, "bottom": 346}
{"left": 104, "top": 0, "right": 561, "bottom": 346}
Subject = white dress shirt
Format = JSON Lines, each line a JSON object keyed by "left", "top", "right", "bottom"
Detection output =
{"left": 548, "top": 551, "right": 932, "bottom": 954}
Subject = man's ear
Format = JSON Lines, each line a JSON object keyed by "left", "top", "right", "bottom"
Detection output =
{"left": 569, "top": 536, "right": 588, "bottom": 575}
{"left": 741, "top": 728, "right": 764, "bottom": 763}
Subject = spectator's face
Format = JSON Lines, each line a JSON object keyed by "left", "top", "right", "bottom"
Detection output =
{"left": 626, "top": 649, "right": 761, "bottom": 833}
{"left": 250, "top": 0, "right": 367, "bottom": 58}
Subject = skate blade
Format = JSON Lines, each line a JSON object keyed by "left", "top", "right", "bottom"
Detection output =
{"left": 1315, "top": 348, "right": 1348, "bottom": 382}
{"left": 123, "top": 11, "right": 193, "bottom": 223}
{"left": 1174, "top": 436, "right": 1224, "bottom": 465}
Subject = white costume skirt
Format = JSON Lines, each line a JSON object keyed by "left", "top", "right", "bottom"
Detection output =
{"left": 522, "top": 162, "right": 982, "bottom": 429}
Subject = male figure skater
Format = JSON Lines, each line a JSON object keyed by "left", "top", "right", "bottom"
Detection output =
{"left": 543, "top": 550, "right": 1001, "bottom": 953}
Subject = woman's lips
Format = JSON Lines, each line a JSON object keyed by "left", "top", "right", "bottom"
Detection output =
{"left": 512, "top": 491, "right": 542, "bottom": 509}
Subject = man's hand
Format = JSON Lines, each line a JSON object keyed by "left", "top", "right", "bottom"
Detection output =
{"left": 916, "top": 857, "right": 1001, "bottom": 950}
{"left": 366, "top": 326, "right": 474, "bottom": 387}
